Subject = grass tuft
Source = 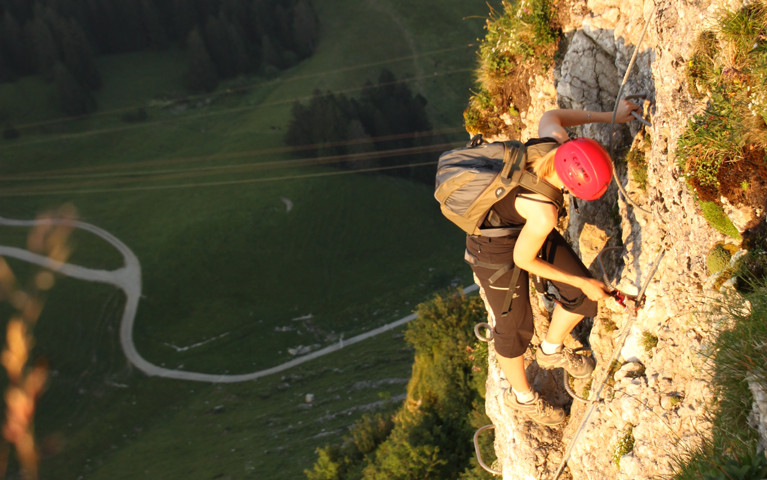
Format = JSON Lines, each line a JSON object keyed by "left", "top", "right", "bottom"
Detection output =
{"left": 0, "top": 206, "right": 77, "bottom": 479}
{"left": 640, "top": 331, "right": 659, "bottom": 352}
{"left": 677, "top": 3, "right": 767, "bottom": 231}
{"left": 707, "top": 242, "right": 734, "bottom": 275}
{"left": 672, "top": 281, "right": 767, "bottom": 479}
{"left": 464, "top": 0, "right": 560, "bottom": 137}
{"left": 699, "top": 201, "right": 743, "bottom": 241}
{"left": 626, "top": 133, "right": 651, "bottom": 191}
{"left": 612, "top": 425, "right": 635, "bottom": 467}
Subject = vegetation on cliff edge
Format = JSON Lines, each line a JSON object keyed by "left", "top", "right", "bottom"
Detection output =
{"left": 463, "top": 0, "right": 561, "bottom": 138}
{"left": 672, "top": 281, "right": 767, "bottom": 480}
{"left": 678, "top": 2, "right": 767, "bottom": 241}
{"left": 305, "top": 290, "right": 494, "bottom": 480}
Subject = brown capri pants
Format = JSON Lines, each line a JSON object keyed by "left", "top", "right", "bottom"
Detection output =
{"left": 465, "top": 230, "right": 597, "bottom": 358}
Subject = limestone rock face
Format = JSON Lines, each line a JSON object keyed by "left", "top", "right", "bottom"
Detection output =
{"left": 481, "top": 0, "right": 765, "bottom": 478}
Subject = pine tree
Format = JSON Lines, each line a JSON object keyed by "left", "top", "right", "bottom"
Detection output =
{"left": 260, "top": 33, "right": 282, "bottom": 70}
{"left": 304, "top": 292, "right": 488, "bottom": 480}
{"left": 357, "top": 70, "right": 433, "bottom": 178}
{"left": 111, "top": 0, "right": 145, "bottom": 51}
{"left": 4, "top": 0, "right": 33, "bottom": 23}
{"left": 224, "top": 20, "right": 253, "bottom": 74}
{"left": 271, "top": 3, "right": 298, "bottom": 66}
{"left": 53, "top": 61, "right": 96, "bottom": 116}
{"left": 192, "top": 0, "right": 218, "bottom": 23}
{"left": 292, "top": 0, "right": 319, "bottom": 59}
{"left": 139, "top": 0, "right": 168, "bottom": 49}
{"left": 284, "top": 90, "right": 357, "bottom": 157}
{"left": 170, "top": 0, "right": 202, "bottom": 41}
{"left": 304, "top": 446, "right": 342, "bottom": 480}
{"left": 203, "top": 15, "right": 236, "bottom": 77}
{"left": 285, "top": 101, "right": 313, "bottom": 149}
{"left": 55, "top": 17, "right": 102, "bottom": 90}
{"left": 1, "top": 11, "right": 28, "bottom": 77}
{"left": 185, "top": 28, "right": 218, "bottom": 92}
{"left": 28, "top": 14, "right": 60, "bottom": 80}
{"left": 345, "top": 119, "right": 376, "bottom": 170}
{"left": 219, "top": 0, "right": 256, "bottom": 42}
{"left": 81, "top": 0, "right": 111, "bottom": 53}
{"left": 309, "top": 90, "right": 352, "bottom": 157}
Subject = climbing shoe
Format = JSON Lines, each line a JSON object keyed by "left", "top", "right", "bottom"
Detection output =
{"left": 504, "top": 390, "right": 565, "bottom": 426}
{"left": 536, "top": 346, "right": 595, "bottom": 379}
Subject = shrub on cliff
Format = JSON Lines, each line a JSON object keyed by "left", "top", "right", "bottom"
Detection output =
{"left": 305, "top": 289, "right": 493, "bottom": 480}
{"left": 672, "top": 280, "right": 767, "bottom": 479}
{"left": 677, "top": 2, "right": 767, "bottom": 234}
{"left": 464, "top": 0, "right": 561, "bottom": 138}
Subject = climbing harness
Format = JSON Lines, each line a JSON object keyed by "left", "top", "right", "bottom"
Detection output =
{"left": 464, "top": 247, "right": 527, "bottom": 317}
{"left": 473, "top": 424, "right": 503, "bottom": 475}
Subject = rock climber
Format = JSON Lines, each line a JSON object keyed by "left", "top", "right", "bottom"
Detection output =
{"left": 465, "top": 100, "right": 640, "bottom": 425}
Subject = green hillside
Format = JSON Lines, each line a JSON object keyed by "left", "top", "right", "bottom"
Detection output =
{"left": 0, "top": 0, "right": 496, "bottom": 478}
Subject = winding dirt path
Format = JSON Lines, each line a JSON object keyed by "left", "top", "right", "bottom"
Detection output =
{"left": 0, "top": 217, "right": 477, "bottom": 383}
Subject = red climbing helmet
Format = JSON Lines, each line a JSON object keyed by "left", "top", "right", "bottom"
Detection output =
{"left": 554, "top": 138, "right": 613, "bottom": 200}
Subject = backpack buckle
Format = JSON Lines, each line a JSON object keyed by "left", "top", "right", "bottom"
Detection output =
{"left": 467, "top": 133, "right": 484, "bottom": 148}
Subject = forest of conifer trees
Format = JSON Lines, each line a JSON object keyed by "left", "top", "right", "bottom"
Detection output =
{"left": 284, "top": 69, "right": 438, "bottom": 184}
{"left": 0, "top": 0, "right": 319, "bottom": 114}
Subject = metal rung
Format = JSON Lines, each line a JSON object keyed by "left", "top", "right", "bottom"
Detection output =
{"left": 473, "top": 424, "right": 502, "bottom": 476}
{"left": 474, "top": 322, "right": 494, "bottom": 342}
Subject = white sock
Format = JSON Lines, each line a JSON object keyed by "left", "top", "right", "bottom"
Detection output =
{"left": 512, "top": 387, "right": 535, "bottom": 404}
{"left": 541, "top": 339, "right": 562, "bottom": 355}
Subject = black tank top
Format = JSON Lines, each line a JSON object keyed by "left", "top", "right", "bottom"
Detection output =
{"left": 483, "top": 137, "right": 560, "bottom": 228}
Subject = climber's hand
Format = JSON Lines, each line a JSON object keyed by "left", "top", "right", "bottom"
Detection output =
{"left": 613, "top": 99, "right": 641, "bottom": 124}
{"left": 580, "top": 277, "right": 611, "bottom": 301}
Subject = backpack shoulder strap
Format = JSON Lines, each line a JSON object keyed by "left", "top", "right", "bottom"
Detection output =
{"left": 499, "top": 141, "right": 525, "bottom": 181}
{"left": 512, "top": 140, "right": 564, "bottom": 211}
{"left": 517, "top": 172, "right": 564, "bottom": 211}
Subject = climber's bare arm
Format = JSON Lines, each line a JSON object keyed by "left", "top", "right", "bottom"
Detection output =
{"left": 512, "top": 195, "right": 610, "bottom": 301}
{"left": 538, "top": 100, "right": 640, "bottom": 143}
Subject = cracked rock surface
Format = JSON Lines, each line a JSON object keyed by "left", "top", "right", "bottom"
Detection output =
{"left": 482, "top": 0, "right": 764, "bottom": 478}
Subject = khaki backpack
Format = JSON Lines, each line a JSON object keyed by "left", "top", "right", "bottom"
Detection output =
{"left": 434, "top": 135, "right": 564, "bottom": 237}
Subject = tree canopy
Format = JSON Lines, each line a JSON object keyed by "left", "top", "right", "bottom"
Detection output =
{"left": 0, "top": 0, "right": 319, "bottom": 106}
{"left": 305, "top": 290, "right": 495, "bottom": 480}
{"left": 284, "top": 70, "right": 436, "bottom": 184}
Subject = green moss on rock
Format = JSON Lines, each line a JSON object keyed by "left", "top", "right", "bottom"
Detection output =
{"left": 707, "top": 243, "right": 733, "bottom": 275}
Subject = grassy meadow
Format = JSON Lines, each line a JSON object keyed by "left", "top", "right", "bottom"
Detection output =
{"left": 0, "top": 0, "right": 497, "bottom": 478}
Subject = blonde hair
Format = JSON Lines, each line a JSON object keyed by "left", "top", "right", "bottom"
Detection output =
{"left": 530, "top": 147, "right": 558, "bottom": 181}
